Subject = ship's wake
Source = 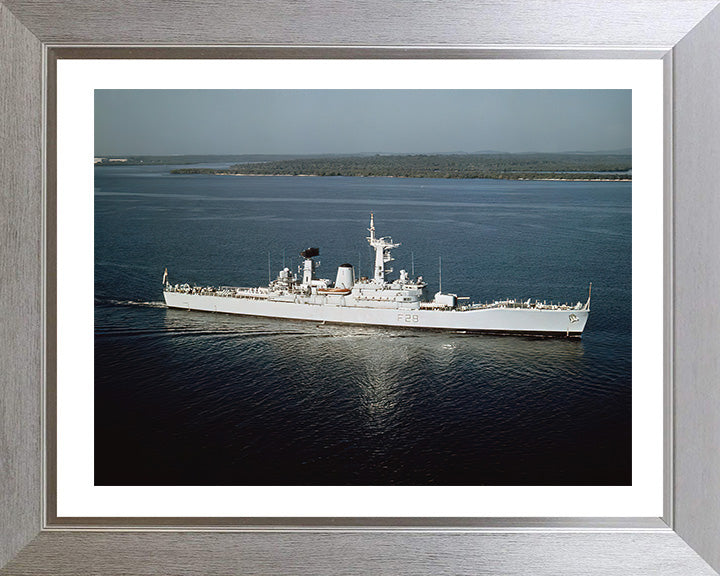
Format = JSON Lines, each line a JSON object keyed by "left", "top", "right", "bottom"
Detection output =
{"left": 96, "top": 298, "right": 166, "bottom": 308}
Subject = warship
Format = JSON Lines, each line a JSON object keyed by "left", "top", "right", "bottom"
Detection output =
{"left": 163, "top": 214, "right": 591, "bottom": 337}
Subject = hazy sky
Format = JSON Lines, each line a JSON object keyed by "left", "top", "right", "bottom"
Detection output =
{"left": 95, "top": 90, "right": 631, "bottom": 156}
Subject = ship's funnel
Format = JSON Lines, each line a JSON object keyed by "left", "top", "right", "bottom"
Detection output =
{"left": 300, "top": 247, "right": 320, "bottom": 259}
{"left": 335, "top": 263, "right": 355, "bottom": 289}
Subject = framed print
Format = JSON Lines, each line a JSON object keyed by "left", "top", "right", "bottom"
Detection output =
{"left": 2, "top": 1, "right": 720, "bottom": 575}
{"left": 58, "top": 61, "right": 659, "bottom": 520}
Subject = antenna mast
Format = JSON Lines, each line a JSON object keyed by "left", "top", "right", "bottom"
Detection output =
{"left": 585, "top": 282, "right": 592, "bottom": 310}
{"left": 366, "top": 213, "right": 400, "bottom": 282}
{"left": 439, "top": 256, "right": 442, "bottom": 293}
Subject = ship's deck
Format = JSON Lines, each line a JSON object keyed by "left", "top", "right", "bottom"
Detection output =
{"left": 165, "top": 284, "right": 584, "bottom": 312}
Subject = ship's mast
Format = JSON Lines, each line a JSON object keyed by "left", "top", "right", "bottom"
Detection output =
{"left": 438, "top": 256, "right": 442, "bottom": 293}
{"left": 584, "top": 282, "right": 592, "bottom": 310}
{"left": 299, "top": 247, "right": 320, "bottom": 286}
{"left": 366, "top": 213, "right": 400, "bottom": 283}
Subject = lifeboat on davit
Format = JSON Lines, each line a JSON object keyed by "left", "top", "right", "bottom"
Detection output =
{"left": 317, "top": 287, "right": 352, "bottom": 295}
{"left": 318, "top": 263, "right": 356, "bottom": 295}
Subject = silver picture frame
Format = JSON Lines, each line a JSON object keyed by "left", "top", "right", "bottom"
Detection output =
{"left": 2, "top": 1, "right": 720, "bottom": 574}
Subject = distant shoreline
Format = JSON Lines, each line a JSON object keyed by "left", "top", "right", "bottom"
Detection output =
{"left": 170, "top": 170, "right": 631, "bottom": 182}
{"left": 171, "top": 153, "right": 632, "bottom": 181}
{"left": 96, "top": 152, "right": 632, "bottom": 182}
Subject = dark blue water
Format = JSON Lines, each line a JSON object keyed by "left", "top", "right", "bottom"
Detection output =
{"left": 94, "top": 165, "right": 631, "bottom": 485}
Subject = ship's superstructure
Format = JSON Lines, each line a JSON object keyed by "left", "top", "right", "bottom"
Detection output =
{"left": 163, "top": 214, "right": 591, "bottom": 337}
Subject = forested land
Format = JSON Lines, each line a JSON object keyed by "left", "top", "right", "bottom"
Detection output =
{"left": 170, "top": 153, "right": 632, "bottom": 180}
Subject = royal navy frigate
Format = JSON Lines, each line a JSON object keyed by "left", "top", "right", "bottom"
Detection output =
{"left": 163, "top": 214, "right": 591, "bottom": 337}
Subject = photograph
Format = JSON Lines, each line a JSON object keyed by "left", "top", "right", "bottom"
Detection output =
{"left": 93, "top": 88, "right": 632, "bottom": 486}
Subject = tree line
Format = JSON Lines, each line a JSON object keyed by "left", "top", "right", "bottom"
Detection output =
{"left": 171, "top": 153, "right": 632, "bottom": 180}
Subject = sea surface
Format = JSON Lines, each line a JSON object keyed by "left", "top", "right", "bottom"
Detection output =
{"left": 94, "top": 165, "right": 631, "bottom": 485}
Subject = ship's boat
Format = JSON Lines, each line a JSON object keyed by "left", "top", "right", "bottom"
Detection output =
{"left": 163, "top": 214, "right": 591, "bottom": 337}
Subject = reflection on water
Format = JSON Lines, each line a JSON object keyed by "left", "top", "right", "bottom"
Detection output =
{"left": 101, "top": 306, "right": 620, "bottom": 485}
{"left": 160, "top": 309, "right": 588, "bottom": 386}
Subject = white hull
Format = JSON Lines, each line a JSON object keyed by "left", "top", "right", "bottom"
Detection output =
{"left": 163, "top": 291, "right": 589, "bottom": 337}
